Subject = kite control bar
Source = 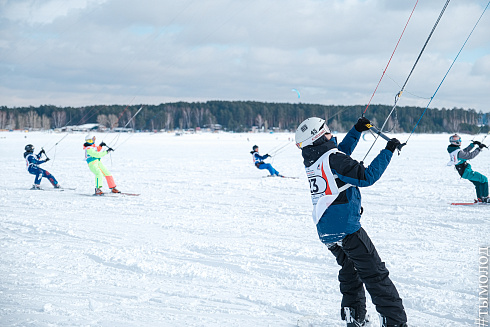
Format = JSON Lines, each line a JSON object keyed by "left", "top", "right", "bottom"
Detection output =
{"left": 366, "top": 124, "right": 406, "bottom": 152}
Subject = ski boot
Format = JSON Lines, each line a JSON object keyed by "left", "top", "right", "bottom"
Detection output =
{"left": 343, "top": 307, "right": 369, "bottom": 327}
{"left": 95, "top": 187, "right": 103, "bottom": 196}
{"left": 380, "top": 315, "right": 408, "bottom": 327}
{"left": 31, "top": 184, "right": 41, "bottom": 190}
{"left": 111, "top": 187, "right": 121, "bottom": 193}
{"left": 54, "top": 184, "right": 61, "bottom": 189}
{"left": 481, "top": 197, "right": 490, "bottom": 203}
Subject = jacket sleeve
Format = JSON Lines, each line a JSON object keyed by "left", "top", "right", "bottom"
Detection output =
{"left": 338, "top": 127, "right": 361, "bottom": 156}
{"left": 331, "top": 149, "right": 393, "bottom": 187}
{"left": 257, "top": 154, "right": 268, "bottom": 160}
{"left": 458, "top": 144, "right": 481, "bottom": 160}
{"left": 29, "top": 155, "right": 45, "bottom": 165}
{"left": 86, "top": 147, "right": 107, "bottom": 159}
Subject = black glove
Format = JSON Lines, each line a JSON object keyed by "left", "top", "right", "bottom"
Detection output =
{"left": 44, "top": 158, "right": 50, "bottom": 162}
{"left": 107, "top": 147, "right": 114, "bottom": 152}
{"left": 385, "top": 138, "right": 401, "bottom": 153}
{"left": 99, "top": 142, "right": 107, "bottom": 147}
{"left": 473, "top": 141, "right": 486, "bottom": 149}
{"left": 39, "top": 149, "right": 45, "bottom": 155}
{"left": 265, "top": 154, "right": 270, "bottom": 158}
{"left": 354, "top": 117, "right": 371, "bottom": 132}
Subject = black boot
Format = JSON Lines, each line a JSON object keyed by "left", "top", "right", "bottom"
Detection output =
{"left": 380, "top": 315, "right": 408, "bottom": 327}
{"left": 343, "top": 307, "right": 369, "bottom": 327}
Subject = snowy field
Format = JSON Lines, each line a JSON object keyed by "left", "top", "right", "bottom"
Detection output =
{"left": 0, "top": 130, "right": 489, "bottom": 327}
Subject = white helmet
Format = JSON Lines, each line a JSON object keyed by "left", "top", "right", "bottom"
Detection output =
{"left": 295, "top": 117, "right": 330, "bottom": 149}
{"left": 85, "top": 135, "right": 96, "bottom": 143}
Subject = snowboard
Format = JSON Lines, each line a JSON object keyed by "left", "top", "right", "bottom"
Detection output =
{"left": 297, "top": 313, "right": 374, "bottom": 326}
{"left": 296, "top": 315, "right": 337, "bottom": 327}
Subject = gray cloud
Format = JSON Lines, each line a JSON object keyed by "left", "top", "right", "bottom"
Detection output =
{"left": 1, "top": 0, "right": 489, "bottom": 113}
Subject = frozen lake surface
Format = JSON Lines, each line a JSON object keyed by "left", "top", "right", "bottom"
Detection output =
{"left": 0, "top": 130, "right": 488, "bottom": 326}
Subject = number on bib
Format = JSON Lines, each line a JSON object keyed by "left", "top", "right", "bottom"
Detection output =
{"left": 308, "top": 176, "right": 327, "bottom": 195}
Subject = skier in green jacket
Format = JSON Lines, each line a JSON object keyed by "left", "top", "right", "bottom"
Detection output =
{"left": 83, "top": 135, "right": 120, "bottom": 195}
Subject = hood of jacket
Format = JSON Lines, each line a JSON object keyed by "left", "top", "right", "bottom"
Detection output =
{"left": 301, "top": 138, "right": 337, "bottom": 167}
{"left": 447, "top": 144, "right": 460, "bottom": 153}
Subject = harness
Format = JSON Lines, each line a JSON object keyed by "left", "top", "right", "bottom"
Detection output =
{"left": 454, "top": 162, "right": 468, "bottom": 177}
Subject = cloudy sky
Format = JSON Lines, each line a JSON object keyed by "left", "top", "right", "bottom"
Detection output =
{"left": 1, "top": 0, "right": 489, "bottom": 113}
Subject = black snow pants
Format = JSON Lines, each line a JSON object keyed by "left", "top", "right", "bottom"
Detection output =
{"left": 328, "top": 227, "right": 407, "bottom": 325}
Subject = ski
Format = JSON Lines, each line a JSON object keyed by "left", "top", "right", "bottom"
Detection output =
{"left": 118, "top": 192, "right": 140, "bottom": 196}
{"left": 280, "top": 176, "right": 299, "bottom": 179}
{"left": 451, "top": 202, "right": 488, "bottom": 206}
{"left": 89, "top": 192, "right": 140, "bottom": 197}
{"left": 30, "top": 187, "right": 75, "bottom": 191}
{"left": 262, "top": 175, "right": 299, "bottom": 179}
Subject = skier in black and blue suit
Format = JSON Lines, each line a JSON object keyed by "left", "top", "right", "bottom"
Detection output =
{"left": 24, "top": 144, "right": 60, "bottom": 189}
{"left": 295, "top": 117, "right": 407, "bottom": 327}
{"left": 250, "top": 145, "right": 280, "bottom": 177}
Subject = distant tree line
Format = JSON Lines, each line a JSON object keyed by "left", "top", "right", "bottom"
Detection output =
{"left": 0, "top": 101, "right": 488, "bottom": 134}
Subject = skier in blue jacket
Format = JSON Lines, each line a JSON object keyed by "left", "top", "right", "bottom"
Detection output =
{"left": 24, "top": 144, "right": 60, "bottom": 189}
{"left": 295, "top": 117, "right": 407, "bottom": 327}
{"left": 250, "top": 145, "right": 281, "bottom": 177}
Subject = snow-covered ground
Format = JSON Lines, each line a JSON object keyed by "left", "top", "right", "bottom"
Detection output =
{"left": 0, "top": 130, "right": 488, "bottom": 327}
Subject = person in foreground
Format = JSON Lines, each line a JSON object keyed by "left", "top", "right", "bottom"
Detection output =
{"left": 24, "top": 144, "right": 60, "bottom": 189}
{"left": 295, "top": 117, "right": 407, "bottom": 327}
{"left": 447, "top": 133, "right": 488, "bottom": 203}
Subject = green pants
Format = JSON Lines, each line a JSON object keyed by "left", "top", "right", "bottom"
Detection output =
{"left": 88, "top": 160, "right": 116, "bottom": 189}
{"left": 462, "top": 166, "right": 489, "bottom": 199}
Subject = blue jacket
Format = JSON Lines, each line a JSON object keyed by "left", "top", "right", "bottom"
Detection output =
{"left": 251, "top": 152, "right": 270, "bottom": 167}
{"left": 301, "top": 127, "right": 393, "bottom": 244}
{"left": 24, "top": 152, "right": 46, "bottom": 173}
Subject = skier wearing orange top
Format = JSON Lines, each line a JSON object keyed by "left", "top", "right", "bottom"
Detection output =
{"left": 83, "top": 135, "right": 120, "bottom": 195}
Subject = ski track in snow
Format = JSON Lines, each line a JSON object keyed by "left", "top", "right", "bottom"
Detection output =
{"left": 0, "top": 131, "right": 488, "bottom": 326}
